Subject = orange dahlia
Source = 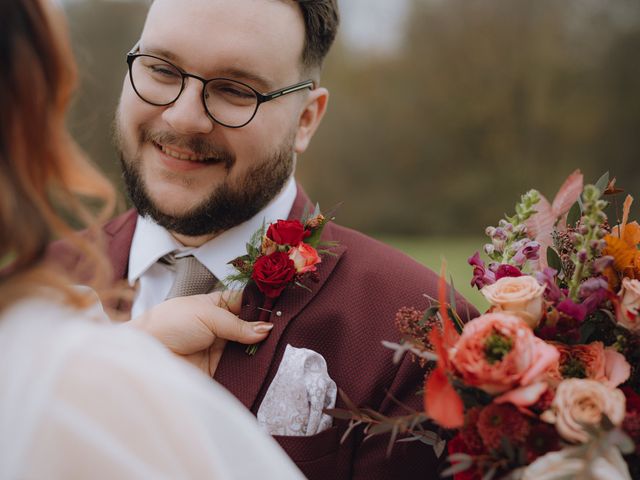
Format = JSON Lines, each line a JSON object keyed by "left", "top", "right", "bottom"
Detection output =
{"left": 603, "top": 195, "right": 640, "bottom": 286}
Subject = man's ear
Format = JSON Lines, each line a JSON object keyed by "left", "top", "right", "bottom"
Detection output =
{"left": 294, "top": 87, "right": 329, "bottom": 154}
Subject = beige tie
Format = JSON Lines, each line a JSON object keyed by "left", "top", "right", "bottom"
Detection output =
{"left": 164, "top": 254, "right": 218, "bottom": 299}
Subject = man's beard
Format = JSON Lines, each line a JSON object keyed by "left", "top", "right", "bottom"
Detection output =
{"left": 116, "top": 126, "right": 295, "bottom": 237}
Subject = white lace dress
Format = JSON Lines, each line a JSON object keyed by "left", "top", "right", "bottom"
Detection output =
{"left": 0, "top": 294, "right": 303, "bottom": 480}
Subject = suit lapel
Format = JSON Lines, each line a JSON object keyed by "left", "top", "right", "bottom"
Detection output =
{"left": 103, "top": 210, "right": 137, "bottom": 315}
{"left": 214, "top": 187, "right": 348, "bottom": 410}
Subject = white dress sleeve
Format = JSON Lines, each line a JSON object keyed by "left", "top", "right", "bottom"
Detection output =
{"left": 0, "top": 298, "right": 303, "bottom": 480}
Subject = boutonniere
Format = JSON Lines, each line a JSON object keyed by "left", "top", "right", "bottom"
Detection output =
{"left": 226, "top": 205, "right": 337, "bottom": 355}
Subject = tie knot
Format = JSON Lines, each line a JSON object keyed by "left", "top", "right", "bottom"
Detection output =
{"left": 164, "top": 254, "right": 218, "bottom": 299}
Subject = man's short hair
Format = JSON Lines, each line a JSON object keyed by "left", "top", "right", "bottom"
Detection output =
{"left": 295, "top": 0, "right": 340, "bottom": 71}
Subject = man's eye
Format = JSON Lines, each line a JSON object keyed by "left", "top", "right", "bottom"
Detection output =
{"left": 150, "top": 65, "right": 180, "bottom": 78}
{"left": 217, "top": 86, "right": 254, "bottom": 98}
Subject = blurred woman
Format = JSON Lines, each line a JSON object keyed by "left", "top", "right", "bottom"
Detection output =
{"left": 0, "top": 1, "right": 302, "bottom": 478}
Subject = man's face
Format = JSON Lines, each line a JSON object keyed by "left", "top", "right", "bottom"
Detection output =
{"left": 115, "top": 0, "right": 309, "bottom": 237}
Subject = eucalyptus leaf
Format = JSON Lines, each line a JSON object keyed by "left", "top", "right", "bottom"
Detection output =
{"left": 594, "top": 171, "right": 610, "bottom": 194}
{"left": 441, "top": 454, "right": 473, "bottom": 477}
{"left": 482, "top": 466, "right": 497, "bottom": 480}
{"left": 324, "top": 408, "right": 356, "bottom": 421}
{"left": 433, "top": 439, "right": 446, "bottom": 458}
{"left": 547, "top": 247, "right": 563, "bottom": 274}
{"left": 566, "top": 201, "right": 582, "bottom": 227}
{"left": 368, "top": 422, "right": 394, "bottom": 435}
{"left": 608, "top": 429, "right": 635, "bottom": 455}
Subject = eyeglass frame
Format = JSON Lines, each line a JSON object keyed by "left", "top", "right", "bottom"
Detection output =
{"left": 125, "top": 46, "right": 316, "bottom": 128}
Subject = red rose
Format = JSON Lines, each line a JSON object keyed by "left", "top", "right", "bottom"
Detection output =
{"left": 266, "top": 220, "right": 310, "bottom": 246}
{"left": 252, "top": 252, "right": 296, "bottom": 298}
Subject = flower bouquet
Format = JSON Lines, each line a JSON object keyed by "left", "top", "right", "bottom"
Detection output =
{"left": 331, "top": 171, "right": 640, "bottom": 479}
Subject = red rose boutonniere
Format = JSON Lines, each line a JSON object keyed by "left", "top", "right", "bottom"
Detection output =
{"left": 226, "top": 205, "right": 336, "bottom": 355}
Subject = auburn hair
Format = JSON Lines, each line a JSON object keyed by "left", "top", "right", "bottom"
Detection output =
{"left": 0, "top": 0, "right": 116, "bottom": 311}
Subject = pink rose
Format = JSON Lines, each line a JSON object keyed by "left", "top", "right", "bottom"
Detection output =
{"left": 481, "top": 275, "right": 546, "bottom": 328}
{"left": 616, "top": 278, "right": 640, "bottom": 332}
{"left": 288, "top": 243, "right": 321, "bottom": 274}
{"left": 541, "top": 379, "right": 626, "bottom": 444}
{"left": 449, "top": 312, "right": 559, "bottom": 399}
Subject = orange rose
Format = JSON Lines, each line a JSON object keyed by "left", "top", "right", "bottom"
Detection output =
{"left": 449, "top": 312, "right": 559, "bottom": 397}
{"left": 541, "top": 379, "right": 626, "bottom": 443}
{"left": 288, "top": 243, "right": 321, "bottom": 274}
{"left": 616, "top": 278, "right": 640, "bottom": 332}
{"left": 261, "top": 235, "right": 278, "bottom": 256}
{"left": 481, "top": 276, "right": 546, "bottom": 328}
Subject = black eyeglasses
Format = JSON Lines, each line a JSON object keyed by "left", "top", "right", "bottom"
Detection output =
{"left": 126, "top": 49, "right": 315, "bottom": 128}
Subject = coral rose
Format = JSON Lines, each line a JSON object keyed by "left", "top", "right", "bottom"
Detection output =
{"left": 616, "top": 278, "right": 640, "bottom": 332}
{"left": 288, "top": 243, "right": 321, "bottom": 274}
{"left": 541, "top": 379, "right": 626, "bottom": 444}
{"left": 551, "top": 342, "right": 630, "bottom": 388}
{"left": 449, "top": 312, "right": 559, "bottom": 398}
{"left": 481, "top": 275, "right": 546, "bottom": 328}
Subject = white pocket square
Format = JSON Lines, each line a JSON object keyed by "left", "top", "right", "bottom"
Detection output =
{"left": 257, "top": 344, "right": 337, "bottom": 436}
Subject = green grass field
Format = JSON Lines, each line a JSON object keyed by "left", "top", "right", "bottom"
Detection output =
{"left": 374, "top": 235, "right": 489, "bottom": 311}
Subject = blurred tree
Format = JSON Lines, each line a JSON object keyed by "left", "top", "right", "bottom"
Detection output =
{"left": 65, "top": 0, "right": 149, "bottom": 198}
{"left": 62, "top": 0, "right": 640, "bottom": 233}
{"left": 300, "top": 0, "right": 640, "bottom": 234}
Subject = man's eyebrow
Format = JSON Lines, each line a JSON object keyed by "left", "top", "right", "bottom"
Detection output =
{"left": 138, "top": 46, "right": 274, "bottom": 91}
{"left": 215, "top": 68, "right": 273, "bottom": 92}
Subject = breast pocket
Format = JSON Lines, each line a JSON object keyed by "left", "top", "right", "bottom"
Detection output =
{"left": 273, "top": 426, "right": 341, "bottom": 479}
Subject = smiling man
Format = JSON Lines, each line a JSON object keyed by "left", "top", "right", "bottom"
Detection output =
{"left": 93, "top": 0, "right": 478, "bottom": 478}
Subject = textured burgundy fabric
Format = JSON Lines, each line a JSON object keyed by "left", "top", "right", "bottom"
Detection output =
{"left": 50, "top": 187, "right": 479, "bottom": 479}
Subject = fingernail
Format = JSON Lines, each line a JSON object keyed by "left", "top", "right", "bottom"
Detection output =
{"left": 253, "top": 322, "right": 274, "bottom": 334}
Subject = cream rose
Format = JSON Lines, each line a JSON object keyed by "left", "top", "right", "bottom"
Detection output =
{"left": 541, "top": 379, "right": 626, "bottom": 444}
{"left": 522, "top": 446, "right": 631, "bottom": 480}
{"left": 616, "top": 278, "right": 640, "bottom": 332}
{"left": 481, "top": 275, "right": 546, "bottom": 328}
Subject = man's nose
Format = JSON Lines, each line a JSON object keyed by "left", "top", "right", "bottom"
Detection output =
{"left": 161, "top": 79, "right": 214, "bottom": 135}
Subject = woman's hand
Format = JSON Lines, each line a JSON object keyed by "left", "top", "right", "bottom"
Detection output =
{"left": 129, "top": 290, "right": 272, "bottom": 376}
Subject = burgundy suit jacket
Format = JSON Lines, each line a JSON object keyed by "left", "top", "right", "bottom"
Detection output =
{"left": 52, "top": 188, "right": 478, "bottom": 479}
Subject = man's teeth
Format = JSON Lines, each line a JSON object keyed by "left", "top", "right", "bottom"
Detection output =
{"left": 160, "top": 144, "right": 208, "bottom": 162}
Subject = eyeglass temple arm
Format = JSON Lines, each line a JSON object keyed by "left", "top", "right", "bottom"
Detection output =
{"left": 128, "top": 41, "right": 141, "bottom": 55}
{"left": 260, "top": 80, "right": 315, "bottom": 102}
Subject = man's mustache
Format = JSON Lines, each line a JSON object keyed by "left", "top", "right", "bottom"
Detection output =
{"left": 142, "top": 130, "right": 235, "bottom": 169}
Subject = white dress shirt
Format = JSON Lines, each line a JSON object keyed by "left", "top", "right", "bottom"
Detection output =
{"left": 128, "top": 177, "right": 297, "bottom": 318}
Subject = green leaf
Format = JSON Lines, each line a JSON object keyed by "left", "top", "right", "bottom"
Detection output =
{"left": 448, "top": 275, "right": 458, "bottom": 312}
{"left": 547, "top": 247, "right": 563, "bottom": 274}
{"left": 594, "top": 171, "right": 610, "bottom": 194}
{"left": 579, "top": 320, "right": 597, "bottom": 344}
{"left": 566, "top": 201, "right": 582, "bottom": 227}
{"left": 247, "top": 242, "right": 260, "bottom": 258}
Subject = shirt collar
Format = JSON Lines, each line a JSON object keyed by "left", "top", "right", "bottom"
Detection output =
{"left": 128, "top": 177, "right": 297, "bottom": 285}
